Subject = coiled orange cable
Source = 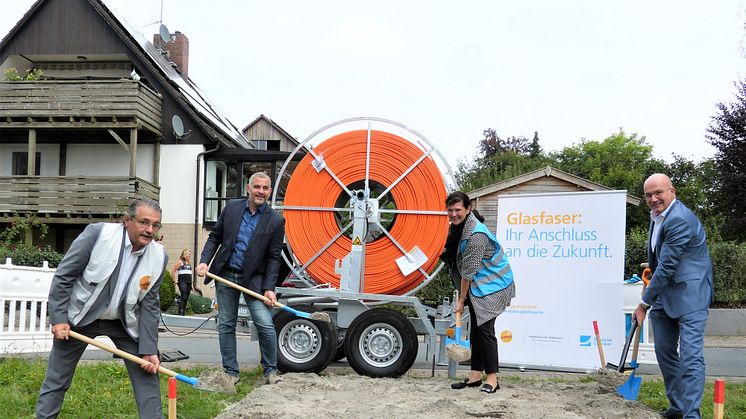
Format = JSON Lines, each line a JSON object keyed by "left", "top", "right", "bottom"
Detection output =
{"left": 283, "top": 129, "right": 448, "bottom": 295}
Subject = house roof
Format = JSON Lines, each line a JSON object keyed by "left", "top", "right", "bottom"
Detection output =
{"left": 0, "top": 0, "right": 253, "bottom": 149}
{"left": 242, "top": 114, "right": 300, "bottom": 146}
{"left": 468, "top": 165, "right": 641, "bottom": 206}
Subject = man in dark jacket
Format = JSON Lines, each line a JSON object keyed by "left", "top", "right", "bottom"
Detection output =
{"left": 196, "top": 172, "right": 285, "bottom": 384}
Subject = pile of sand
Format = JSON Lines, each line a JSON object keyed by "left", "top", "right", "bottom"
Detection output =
{"left": 216, "top": 369, "right": 658, "bottom": 418}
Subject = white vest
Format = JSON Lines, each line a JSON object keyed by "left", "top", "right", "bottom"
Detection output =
{"left": 68, "top": 223, "right": 166, "bottom": 339}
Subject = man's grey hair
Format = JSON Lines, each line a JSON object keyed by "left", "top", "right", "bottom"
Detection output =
{"left": 248, "top": 171, "right": 272, "bottom": 187}
{"left": 125, "top": 198, "right": 162, "bottom": 218}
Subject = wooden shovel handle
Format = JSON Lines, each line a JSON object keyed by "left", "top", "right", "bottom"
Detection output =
{"left": 630, "top": 319, "right": 642, "bottom": 362}
{"left": 68, "top": 330, "right": 179, "bottom": 378}
{"left": 207, "top": 272, "right": 292, "bottom": 310}
{"left": 452, "top": 290, "right": 462, "bottom": 328}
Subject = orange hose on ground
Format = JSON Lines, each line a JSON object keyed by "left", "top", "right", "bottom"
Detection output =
{"left": 283, "top": 130, "right": 448, "bottom": 295}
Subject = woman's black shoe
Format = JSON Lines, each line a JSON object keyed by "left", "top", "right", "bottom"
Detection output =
{"left": 480, "top": 383, "right": 499, "bottom": 393}
{"left": 451, "top": 378, "right": 482, "bottom": 389}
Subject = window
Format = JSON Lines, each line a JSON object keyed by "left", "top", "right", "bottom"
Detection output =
{"left": 12, "top": 152, "right": 41, "bottom": 175}
{"left": 204, "top": 160, "right": 238, "bottom": 223}
{"left": 241, "top": 162, "right": 273, "bottom": 195}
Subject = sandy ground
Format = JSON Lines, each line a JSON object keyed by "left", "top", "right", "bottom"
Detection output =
{"left": 215, "top": 369, "right": 660, "bottom": 419}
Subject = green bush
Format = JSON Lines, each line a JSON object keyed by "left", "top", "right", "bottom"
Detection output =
{"left": 624, "top": 227, "right": 648, "bottom": 278}
{"left": 0, "top": 244, "right": 63, "bottom": 268}
{"left": 625, "top": 231, "right": 746, "bottom": 306}
{"left": 709, "top": 241, "right": 746, "bottom": 306}
{"left": 159, "top": 271, "right": 175, "bottom": 312}
{"left": 188, "top": 294, "right": 213, "bottom": 314}
{"left": 416, "top": 269, "right": 454, "bottom": 306}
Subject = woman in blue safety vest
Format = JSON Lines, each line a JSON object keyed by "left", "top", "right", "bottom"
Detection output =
{"left": 441, "top": 191, "right": 516, "bottom": 394}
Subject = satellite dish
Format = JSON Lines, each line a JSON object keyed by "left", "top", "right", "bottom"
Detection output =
{"left": 159, "top": 24, "right": 173, "bottom": 43}
{"left": 172, "top": 114, "right": 185, "bottom": 137}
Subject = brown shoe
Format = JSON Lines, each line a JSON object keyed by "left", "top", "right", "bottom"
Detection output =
{"left": 266, "top": 372, "right": 283, "bottom": 384}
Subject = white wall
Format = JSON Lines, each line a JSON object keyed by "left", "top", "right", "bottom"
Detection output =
{"left": 158, "top": 144, "right": 203, "bottom": 223}
{"left": 66, "top": 144, "right": 155, "bottom": 180}
{"left": 0, "top": 144, "right": 60, "bottom": 176}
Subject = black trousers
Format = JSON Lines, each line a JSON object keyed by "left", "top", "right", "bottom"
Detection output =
{"left": 178, "top": 280, "right": 191, "bottom": 315}
{"left": 466, "top": 298, "right": 498, "bottom": 374}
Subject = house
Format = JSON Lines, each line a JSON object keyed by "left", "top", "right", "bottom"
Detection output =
{"left": 0, "top": 0, "right": 300, "bottom": 271}
{"left": 243, "top": 114, "right": 300, "bottom": 153}
{"left": 467, "top": 166, "right": 641, "bottom": 233}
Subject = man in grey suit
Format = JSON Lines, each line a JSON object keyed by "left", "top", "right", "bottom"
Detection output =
{"left": 36, "top": 198, "right": 169, "bottom": 419}
{"left": 634, "top": 173, "right": 713, "bottom": 419}
{"left": 196, "top": 172, "right": 285, "bottom": 385}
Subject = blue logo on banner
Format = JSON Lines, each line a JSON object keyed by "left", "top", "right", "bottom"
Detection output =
{"left": 579, "top": 335, "right": 592, "bottom": 347}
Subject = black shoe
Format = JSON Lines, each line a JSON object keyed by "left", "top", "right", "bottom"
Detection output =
{"left": 451, "top": 378, "right": 482, "bottom": 389}
{"left": 659, "top": 408, "right": 683, "bottom": 419}
{"left": 480, "top": 383, "right": 499, "bottom": 393}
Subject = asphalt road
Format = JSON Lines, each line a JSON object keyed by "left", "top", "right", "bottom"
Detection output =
{"left": 22, "top": 320, "right": 745, "bottom": 379}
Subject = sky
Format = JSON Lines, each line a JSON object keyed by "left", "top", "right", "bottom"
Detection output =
{"left": 1, "top": 0, "right": 745, "bottom": 172}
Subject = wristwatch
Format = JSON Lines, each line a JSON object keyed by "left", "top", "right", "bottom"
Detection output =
{"left": 640, "top": 301, "right": 651, "bottom": 311}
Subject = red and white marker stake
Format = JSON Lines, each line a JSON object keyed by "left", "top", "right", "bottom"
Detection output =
{"left": 713, "top": 379, "right": 725, "bottom": 419}
{"left": 168, "top": 377, "right": 177, "bottom": 419}
{"left": 592, "top": 320, "right": 606, "bottom": 367}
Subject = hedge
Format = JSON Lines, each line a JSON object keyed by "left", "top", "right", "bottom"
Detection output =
{"left": 0, "top": 244, "right": 63, "bottom": 268}
{"left": 159, "top": 271, "right": 176, "bottom": 312}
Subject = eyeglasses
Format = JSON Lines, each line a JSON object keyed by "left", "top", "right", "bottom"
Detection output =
{"left": 131, "top": 217, "right": 162, "bottom": 230}
{"left": 644, "top": 189, "right": 670, "bottom": 200}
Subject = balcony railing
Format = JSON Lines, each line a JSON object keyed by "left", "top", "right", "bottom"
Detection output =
{"left": 0, "top": 80, "right": 162, "bottom": 134}
{"left": 0, "top": 176, "right": 159, "bottom": 221}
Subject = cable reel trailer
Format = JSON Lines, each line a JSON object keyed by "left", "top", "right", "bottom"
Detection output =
{"left": 271, "top": 117, "right": 458, "bottom": 377}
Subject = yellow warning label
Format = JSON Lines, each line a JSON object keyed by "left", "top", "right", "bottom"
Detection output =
{"left": 352, "top": 236, "right": 362, "bottom": 246}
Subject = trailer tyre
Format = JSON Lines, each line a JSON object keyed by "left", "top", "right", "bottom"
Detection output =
{"left": 344, "top": 308, "right": 418, "bottom": 378}
{"left": 275, "top": 306, "right": 337, "bottom": 374}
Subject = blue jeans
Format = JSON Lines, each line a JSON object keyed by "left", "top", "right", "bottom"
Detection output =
{"left": 216, "top": 271, "right": 278, "bottom": 377}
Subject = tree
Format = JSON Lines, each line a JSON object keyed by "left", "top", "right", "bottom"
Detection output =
{"left": 479, "top": 128, "right": 533, "bottom": 158}
{"left": 550, "top": 131, "right": 665, "bottom": 231}
{"left": 459, "top": 128, "right": 549, "bottom": 191}
{"left": 665, "top": 155, "right": 723, "bottom": 241}
{"left": 529, "top": 131, "right": 542, "bottom": 158}
{"left": 456, "top": 150, "right": 551, "bottom": 191}
{"left": 706, "top": 80, "right": 746, "bottom": 241}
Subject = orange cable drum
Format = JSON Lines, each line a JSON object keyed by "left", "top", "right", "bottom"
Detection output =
{"left": 284, "top": 129, "right": 448, "bottom": 295}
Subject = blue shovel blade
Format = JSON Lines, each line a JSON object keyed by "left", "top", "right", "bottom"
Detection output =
{"left": 617, "top": 371, "right": 642, "bottom": 400}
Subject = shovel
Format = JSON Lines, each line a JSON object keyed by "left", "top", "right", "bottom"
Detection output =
{"left": 445, "top": 290, "right": 471, "bottom": 362}
{"left": 617, "top": 319, "right": 643, "bottom": 400}
{"left": 67, "top": 330, "right": 236, "bottom": 393}
{"left": 206, "top": 272, "right": 331, "bottom": 322}
{"left": 607, "top": 318, "right": 638, "bottom": 372}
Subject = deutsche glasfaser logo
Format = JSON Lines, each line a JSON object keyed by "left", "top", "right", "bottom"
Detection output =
{"left": 579, "top": 335, "right": 592, "bottom": 347}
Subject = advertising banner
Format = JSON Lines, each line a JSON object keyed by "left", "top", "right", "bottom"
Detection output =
{"left": 495, "top": 190, "right": 627, "bottom": 371}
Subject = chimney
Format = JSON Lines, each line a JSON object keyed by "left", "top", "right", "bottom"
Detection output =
{"left": 153, "top": 31, "right": 189, "bottom": 78}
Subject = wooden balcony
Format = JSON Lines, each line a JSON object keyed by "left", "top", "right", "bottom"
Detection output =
{"left": 0, "top": 80, "right": 162, "bottom": 135}
{"left": 0, "top": 176, "right": 159, "bottom": 224}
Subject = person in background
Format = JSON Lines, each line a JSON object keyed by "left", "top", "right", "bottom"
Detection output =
{"left": 634, "top": 173, "right": 713, "bottom": 419}
{"left": 195, "top": 172, "right": 285, "bottom": 385}
{"left": 36, "top": 198, "right": 168, "bottom": 418}
{"left": 441, "top": 191, "right": 516, "bottom": 394}
{"left": 171, "top": 249, "right": 193, "bottom": 316}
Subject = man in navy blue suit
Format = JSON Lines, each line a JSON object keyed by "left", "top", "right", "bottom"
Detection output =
{"left": 196, "top": 172, "right": 286, "bottom": 385}
{"left": 634, "top": 173, "right": 713, "bottom": 419}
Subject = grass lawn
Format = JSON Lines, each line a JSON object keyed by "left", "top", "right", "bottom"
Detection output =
{"left": 1, "top": 357, "right": 262, "bottom": 418}
{"left": 2, "top": 357, "right": 744, "bottom": 418}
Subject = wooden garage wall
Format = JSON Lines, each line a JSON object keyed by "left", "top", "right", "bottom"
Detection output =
{"left": 472, "top": 177, "right": 591, "bottom": 233}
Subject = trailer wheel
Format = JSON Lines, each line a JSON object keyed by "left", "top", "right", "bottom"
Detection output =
{"left": 344, "top": 308, "right": 418, "bottom": 377}
{"left": 275, "top": 306, "right": 337, "bottom": 374}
